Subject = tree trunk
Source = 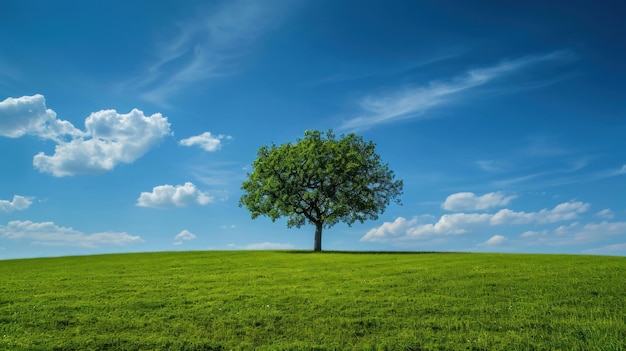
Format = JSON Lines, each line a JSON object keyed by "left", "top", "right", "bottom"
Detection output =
{"left": 314, "top": 222, "right": 323, "bottom": 252}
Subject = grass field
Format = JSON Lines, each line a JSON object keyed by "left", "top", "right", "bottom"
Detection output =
{"left": 0, "top": 251, "right": 624, "bottom": 350}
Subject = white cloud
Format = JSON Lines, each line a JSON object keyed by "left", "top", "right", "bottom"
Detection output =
{"left": 540, "top": 201, "right": 590, "bottom": 222}
{"left": 0, "top": 195, "right": 33, "bottom": 212}
{"left": 174, "top": 229, "right": 197, "bottom": 245}
{"left": 137, "top": 182, "right": 213, "bottom": 208}
{"left": 361, "top": 201, "right": 590, "bottom": 243}
{"left": 554, "top": 221, "right": 626, "bottom": 243}
{"left": 483, "top": 235, "right": 507, "bottom": 246}
{"left": 442, "top": 191, "right": 516, "bottom": 211}
{"left": 360, "top": 217, "right": 418, "bottom": 242}
{"left": 34, "top": 108, "right": 171, "bottom": 176}
{"left": 490, "top": 201, "right": 589, "bottom": 225}
{"left": 339, "top": 51, "right": 574, "bottom": 130}
{"left": 179, "top": 132, "right": 231, "bottom": 152}
{"left": 1, "top": 95, "right": 172, "bottom": 177}
{"left": 517, "top": 221, "right": 626, "bottom": 247}
{"left": 362, "top": 213, "right": 491, "bottom": 242}
{"left": 596, "top": 209, "right": 615, "bottom": 219}
{"left": 0, "top": 94, "right": 82, "bottom": 141}
{"left": 0, "top": 220, "right": 143, "bottom": 247}
{"left": 244, "top": 242, "right": 294, "bottom": 250}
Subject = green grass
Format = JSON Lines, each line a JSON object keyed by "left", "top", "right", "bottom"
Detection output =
{"left": 1, "top": 251, "right": 624, "bottom": 350}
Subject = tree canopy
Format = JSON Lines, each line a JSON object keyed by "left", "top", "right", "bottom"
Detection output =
{"left": 239, "top": 129, "right": 403, "bottom": 251}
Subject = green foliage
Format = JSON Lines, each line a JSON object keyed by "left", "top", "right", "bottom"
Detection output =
{"left": 240, "top": 130, "right": 403, "bottom": 250}
{"left": 1, "top": 251, "right": 624, "bottom": 350}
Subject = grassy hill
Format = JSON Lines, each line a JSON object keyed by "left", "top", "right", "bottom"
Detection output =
{"left": 1, "top": 251, "right": 624, "bottom": 350}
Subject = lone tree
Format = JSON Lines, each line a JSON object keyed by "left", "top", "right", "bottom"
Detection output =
{"left": 239, "top": 129, "right": 403, "bottom": 251}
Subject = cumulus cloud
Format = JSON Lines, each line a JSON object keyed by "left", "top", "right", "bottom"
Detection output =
{"left": 34, "top": 108, "right": 171, "bottom": 176}
{"left": 0, "top": 220, "right": 143, "bottom": 247}
{"left": 361, "top": 201, "right": 590, "bottom": 243}
{"left": 137, "top": 182, "right": 213, "bottom": 208}
{"left": 174, "top": 229, "right": 197, "bottom": 245}
{"left": 179, "top": 132, "right": 231, "bottom": 152}
{"left": 489, "top": 201, "right": 590, "bottom": 225}
{"left": 360, "top": 217, "right": 418, "bottom": 242}
{"left": 483, "top": 235, "right": 507, "bottom": 246}
{"left": 0, "top": 195, "right": 33, "bottom": 212}
{"left": 340, "top": 51, "right": 575, "bottom": 130}
{"left": 517, "top": 221, "right": 626, "bottom": 247}
{"left": 442, "top": 191, "right": 516, "bottom": 211}
{"left": 0, "top": 94, "right": 81, "bottom": 140}
{"left": 0, "top": 95, "right": 172, "bottom": 176}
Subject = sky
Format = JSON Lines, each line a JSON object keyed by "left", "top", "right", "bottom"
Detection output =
{"left": 1, "top": 0, "right": 625, "bottom": 259}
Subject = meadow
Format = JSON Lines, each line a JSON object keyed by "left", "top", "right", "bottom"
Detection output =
{"left": 0, "top": 251, "right": 624, "bottom": 350}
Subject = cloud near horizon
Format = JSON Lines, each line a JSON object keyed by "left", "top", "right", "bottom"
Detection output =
{"left": 584, "top": 242, "right": 626, "bottom": 255}
{"left": 340, "top": 51, "right": 575, "bottom": 130}
{"left": 0, "top": 220, "right": 143, "bottom": 247}
{"left": 137, "top": 182, "right": 213, "bottom": 208}
{"left": 361, "top": 199, "right": 590, "bottom": 244}
{"left": 0, "top": 95, "right": 172, "bottom": 177}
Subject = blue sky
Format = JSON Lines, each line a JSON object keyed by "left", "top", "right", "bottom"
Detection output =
{"left": 1, "top": 0, "right": 625, "bottom": 259}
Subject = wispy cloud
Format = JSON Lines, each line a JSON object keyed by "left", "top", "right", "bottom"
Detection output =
{"left": 493, "top": 162, "right": 625, "bottom": 188}
{"left": 0, "top": 56, "right": 21, "bottom": 86}
{"left": 339, "top": 50, "right": 575, "bottom": 131}
{"left": 601, "top": 164, "right": 626, "bottom": 178}
{"left": 128, "top": 0, "right": 290, "bottom": 105}
{"left": 314, "top": 50, "right": 461, "bottom": 86}
{"left": 477, "top": 137, "right": 593, "bottom": 189}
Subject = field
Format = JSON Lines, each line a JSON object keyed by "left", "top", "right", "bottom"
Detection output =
{"left": 0, "top": 251, "right": 624, "bottom": 350}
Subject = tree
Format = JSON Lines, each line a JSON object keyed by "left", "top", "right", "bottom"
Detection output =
{"left": 239, "top": 129, "right": 403, "bottom": 251}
